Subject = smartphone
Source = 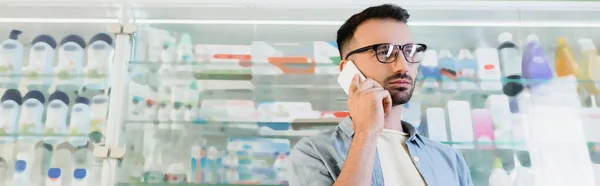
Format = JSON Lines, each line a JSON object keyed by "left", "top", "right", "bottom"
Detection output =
{"left": 337, "top": 60, "right": 366, "bottom": 95}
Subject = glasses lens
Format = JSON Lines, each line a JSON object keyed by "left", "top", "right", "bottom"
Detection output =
{"left": 375, "top": 44, "right": 399, "bottom": 63}
{"left": 402, "top": 44, "right": 426, "bottom": 63}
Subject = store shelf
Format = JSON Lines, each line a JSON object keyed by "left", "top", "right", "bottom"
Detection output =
{"left": 0, "top": 2, "right": 120, "bottom": 48}
{"left": 124, "top": 119, "right": 338, "bottom": 138}
{"left": 0, "top": 133, "right": 89, "bottom": 138}
{"left": 117, "top": 183, "right": 283, "bottom": 186}
{"left": 0, "top": 2, "right": 121, "bottom": 20}
{"left": 126, "top": 1, "right": 600, "bottom": 47}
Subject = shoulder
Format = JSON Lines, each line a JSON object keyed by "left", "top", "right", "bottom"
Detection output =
{"left": 287, "top": 128, "right": 343, "bottom": 185}
{"left": 291, "top": 127, "right": 341, "bottom": 157}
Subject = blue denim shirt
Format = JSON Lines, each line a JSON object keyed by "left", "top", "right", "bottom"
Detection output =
{"left": 287, "top": 117, "right": 473, "bottom": 186}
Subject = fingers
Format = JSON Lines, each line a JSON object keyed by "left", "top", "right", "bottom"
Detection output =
{"left": 358, "top": 79, "right": 375, "bottom": 92}
{"left": 363, "top": 88, "right": 390, "bottom": 103}
{"left": 348, "top": 74, "right": 360, "bottom": 94}
{"left": 358, "top": 78, "right": 384, "bottom": 92}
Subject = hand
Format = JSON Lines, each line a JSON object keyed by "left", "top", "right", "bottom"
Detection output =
{"left": 347, "top": 75, "right": 392, "bottom": 136}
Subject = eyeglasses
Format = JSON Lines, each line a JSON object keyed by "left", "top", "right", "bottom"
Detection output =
{"left": 344, "top": 43, "right": 427, "bottom": 64}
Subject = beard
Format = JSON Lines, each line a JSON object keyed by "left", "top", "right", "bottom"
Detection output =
{"left": 383, "top": 72, "right": 416, "bottom": 106}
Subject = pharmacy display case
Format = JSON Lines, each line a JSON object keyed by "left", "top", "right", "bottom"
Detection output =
{"left": 2, "top": 0, "right": 600, "bottom": 186}
{"left": 0, "top": 1, "right": 124, "bottom": 186}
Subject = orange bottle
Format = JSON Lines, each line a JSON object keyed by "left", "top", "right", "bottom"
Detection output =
{"left": 555, "top": 38, "right": 579, "bottom": 77}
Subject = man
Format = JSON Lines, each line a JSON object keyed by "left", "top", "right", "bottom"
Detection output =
{"left": 287, "top": 4, "right": 473, "bottom": 186}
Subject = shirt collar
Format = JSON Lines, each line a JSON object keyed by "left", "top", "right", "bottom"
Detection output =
{"left": 339, "top": 116, "right": 426, "bottom": 147}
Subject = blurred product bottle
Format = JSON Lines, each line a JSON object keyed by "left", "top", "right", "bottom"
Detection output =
{"left": 489, "top": 158, "right": 511, "bottom": 186}
{"left": 438, "top": 49, "right": 458, "bottom": 93}
{"left": 578, "top": 38, "right": 600, "bottom": 107}
{"left": 521, "top": 34, "right": 552, "bottom": 91}
{"left": 497, "top": 32, "right": 524, "bottom": 97}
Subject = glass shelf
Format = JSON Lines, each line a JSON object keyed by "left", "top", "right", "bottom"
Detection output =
{"left": 0, "top": 4, "right": 117, "bottom": 184}
{"left": 124, "top": 120, "right": 324, "bottom": 139}
{"left": 128, "top": 1, "right": 600, "bottom": 47}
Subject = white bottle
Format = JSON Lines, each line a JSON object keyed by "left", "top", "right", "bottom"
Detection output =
{"left": 419, "top": 50, "right": 441, "bottom": 105}
{"left": 446, "top": 100, "right": 474, "bottom": 149}
{"left": 160, "top": 31, "right": 175, "bottom": 64}
{"left": 158, "top": 33, "right": 176, "bottom": 81}
{"left": 223, "top": 150, "right": 239, "bottom": 183}
{"left": 176, "top": 33, "right": 193, "bottom": 63}
{"left": 70, "top": 146, "right": 92, "bottom": 186}
{"left": 90, "top": 95, "right": 109, "bottom": 136}
{"left": 129, "top": 96, "right": 145, "bottom": 121}
{"left": 0, "top": 30, "right": 24, "bottom": 86}
{"left": 185, "top": 82, "right": 201, "bottom": 123}
{"left": 273, "top": 152, "right": 289, "bottom": 182}
{"left": 52, "top": 34, "right": 86, "bottom": 91}
{"left": 171, "top": 86, "right": 186, "bottom": 122}
{"left": 420, "top": 50, "right": 440, "bottom": 90}
{"left": 204, "top": 146, "right": 220, "bottom": 184}
{"left": 0, "top": 89, "right": 22, "bottom": 137}
{"left": 134, "top": 28, "right": 148, "bottom": 61}
{"left": 147, "top": 28, "right": 164, "bottom": 62}
{"left": 11, "top": 152, "right": 33, "bottom": 186}
{"left": 165, "top": 163, "right": 187, "bottom": 184}
{"left": 476, "top": 47, "right": 503, "bottom": 92}
{"left": 512, "top": 154, "right": 535, "bottom": 186}
{"left": 142, "top": 99, "right": 159, "bottom": 159}
{"left": 18, "top": 90, "right": 45, "bottom": 135}
{"left": 68, "top": 97, "right": 91, "bottom": 145}
{"left": 438, "top": 49, "right": 458, "bottom": 92}
{"left": 426, "top": 108, "right": 448, "bottom": 142}
{"left": 22, "top": 35, "right": 57, "bottom": 89}
{"left": 43, "top": 91, "right": 70, "bottom": 143}
{"left": 497, "top": 32, "right": 522, "bottom": 78}
{"left": 142, "top": 152, "right": 166, "bottom": 184}
{"left": 498, "top": 32, "right": 524, "bottom": 97}
{"left": 65, "top": 117, "right": 92, "bottom": 186}
{"left": 157, "top": 86, "right": 172, "bottom": 143}
{"left": 170, "top": 86, "right": 186, "bottom": 145}
{"left": 84, "top": 33, "right": 114, "bottom": 90}
{"left": 485, "top": 95, "right": 513, "bottom": 149}
{"left": 456, "top": 49, "right": 479, "bottom": 91}
{"left": 489, "top": 158, "right": 511, "bottom": 186}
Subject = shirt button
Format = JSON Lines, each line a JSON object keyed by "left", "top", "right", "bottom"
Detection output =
{"left": 413, "top": 156, "right": 420, "bottom": 162}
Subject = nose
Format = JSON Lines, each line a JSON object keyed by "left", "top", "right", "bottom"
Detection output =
{"left": 391, "top": 50, "right": 408, "bottom": 73}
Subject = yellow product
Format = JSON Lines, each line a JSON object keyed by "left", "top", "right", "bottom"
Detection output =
{"left": 577, "top": 39, "right": 600, "bottom": 95}
{"left": 555, "top": 38, "right": 578, "bottom": 77}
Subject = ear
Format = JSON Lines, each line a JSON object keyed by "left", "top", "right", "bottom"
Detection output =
{"left": 339, "top": 59, "right": 348, "bottom": 72}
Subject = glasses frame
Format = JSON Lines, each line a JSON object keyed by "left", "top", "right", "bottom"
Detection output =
{"left": 344, "top": 43, "right": 428, "bottom": 64}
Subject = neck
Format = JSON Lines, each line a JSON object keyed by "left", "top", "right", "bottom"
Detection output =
{"left": 384, "top": 105, "right": 404, "bottom": 132}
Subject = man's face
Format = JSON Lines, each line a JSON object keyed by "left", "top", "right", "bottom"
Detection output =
{"left": 340, "top": 19, "right": 419, "bottom": 106}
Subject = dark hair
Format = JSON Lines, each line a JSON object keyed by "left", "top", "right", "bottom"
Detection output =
{"left": 336, "top": 4, "right": 410, "bottom": 57}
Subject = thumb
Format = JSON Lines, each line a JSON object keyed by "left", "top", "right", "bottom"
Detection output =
{"left": 353, "top": 74, "right": 360, "bottom": 85}
{"left": 349, "top": 74, "right": 360, "bottom": 94}
{"left": 383, "top": 91, "right": 392, "bottom": 114}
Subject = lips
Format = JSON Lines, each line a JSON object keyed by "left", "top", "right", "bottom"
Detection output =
{"left": 388, "top": 79, "right": 411, "bottom": 85}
